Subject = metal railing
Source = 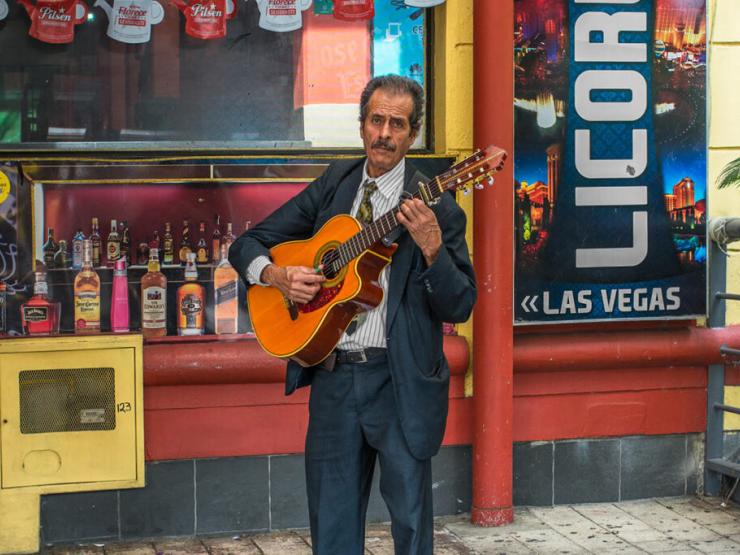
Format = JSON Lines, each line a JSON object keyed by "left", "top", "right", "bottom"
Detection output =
{"left": 706, "top": 217, "right": 740, "bottom": 503}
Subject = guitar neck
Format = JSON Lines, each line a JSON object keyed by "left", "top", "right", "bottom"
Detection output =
{"left": 333, "top": 176, "right": 444, "bottom": 269}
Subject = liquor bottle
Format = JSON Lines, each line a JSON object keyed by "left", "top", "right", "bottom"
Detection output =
{"left": 223, "top": 222, "right": 236, "bottom": 252}
{"left": 149, "top": 229, "right": 161, "bottom": 251}
{"left": 141, "top": 248, "right": 167, "bottom": 338}
{"left": 178, "top": 219, "right": 192, "bottom": 265}
{"left": 110, "top": 259, "right": 130, "bottom": 333}
{"left": 162, "top": 222, "right": 174, "bottom": 265}
{"left": 90, "top": 217, "right": 102, "bottom": 267}
{"left": 120, "top": 220, "right": 130, "bottom": 263}
{"left": 214, "top": 244, "right": 238, "bottom": 334}
{"left": 211, "top": 214, "right": 221, "bottom": 264}
{"left": 74, "top": 239, "right": 101, "bottom": 333}
{"left": 137, "top": 241, "right": 150, "bottom": 265}
{"left": 42, "top": 227, "right": 58, "bottom": 269}
{"left": 72, "top": 228, "right": 85, "bottom": 270}
{"left": 177, "top": 252, "right": 204, "bottom": 336}
{"left": 21, "top": 272, "right": 61, "bottom": 335}
{"left": 54, "top": 239, "right": 70, "bottom": 269}
{"left": 107, "top": 219, "right": 121, "bottom": 267}
{"left": 196, "top": 221, "right": 209, "bottom": 264}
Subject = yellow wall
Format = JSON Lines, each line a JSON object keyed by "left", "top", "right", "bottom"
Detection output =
{"left": 708, "top": 0, "right": 740, "bottom": 429}
{"left": 433, "top": 0, "right": 476, "bottom": 391}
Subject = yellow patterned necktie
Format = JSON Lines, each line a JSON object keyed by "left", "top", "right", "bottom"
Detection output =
{"left": 346, "top": 180, "right": 377, "bottom": 336}
{"left": 356, "top": 180, "right": 377, "bottom": 225}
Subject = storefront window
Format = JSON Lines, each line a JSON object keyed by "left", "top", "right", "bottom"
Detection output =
{"left": 0, "top": 1, "right": 428, "bottom": 150}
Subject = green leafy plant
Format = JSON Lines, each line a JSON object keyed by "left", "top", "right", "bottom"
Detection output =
{"left": 717, "top": 157, "right": 740, "bottom": 189}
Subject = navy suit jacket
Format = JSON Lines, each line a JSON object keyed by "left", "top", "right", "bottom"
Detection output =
{"left": 229, "top": 158, "right": 477, "bottom": 460}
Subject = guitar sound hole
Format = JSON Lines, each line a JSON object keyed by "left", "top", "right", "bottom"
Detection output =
{"left": 321, "top": 250, "right": 339, "bottom": 279}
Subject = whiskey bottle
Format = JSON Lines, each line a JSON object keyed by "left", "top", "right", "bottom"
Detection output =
{"left": 72, "top": 229, "right": 85, "bottom": 270}
{"left": 137, "top": 241, "right": 150, "bottom": 266}
{"left": 162, "top": 222, "right": 174, "bottom": 265}
{"left": 177, "top": 252, "right": 204, "bottom": 336}
{"left": 141, "top": 248, "right": 167, "bottom": 338}
{"left": 120, "top": 220, "right": 130, "bottom": 263}
{"left": 107, "top": 219, "right": 121, "bottom": 267}
{"left": 149, "top": 229, "right": 161, "bottom": 251}
{"left": 211, "top": 214, "right": 221, "bottom": 264}
{"left": 74, "top": 239, "right": 101, "bottom": 333}
{"left": 214, "top": 244, "right": 238, "bottom": 334}
{"left": 90, "top": 217, "right": 102, "bottom": 267}
{"left": 223, "top": 222, "right": 236, "bottom": 252}
{"left": 21, "top": 272, "right": 61, "bottom": 335}
{"left": 196, "top": 221, "right": 209, "bottom": 264}
{"left": 178, "top": 219, "right": 192, "bottom": 265}
{"left": 54, "top": 239, "right": 70, "bottom": 269}
{"left": 42, "top": 227, "right": 58, "bottom": 269}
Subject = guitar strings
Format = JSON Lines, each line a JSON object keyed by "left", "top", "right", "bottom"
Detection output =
{"left": 319, "top": 152, "right": 498, "bottom": 277}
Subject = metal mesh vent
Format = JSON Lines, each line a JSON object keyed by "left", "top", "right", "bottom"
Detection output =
{"left": 19, "top": 367, "right": 116, "bottom": 434}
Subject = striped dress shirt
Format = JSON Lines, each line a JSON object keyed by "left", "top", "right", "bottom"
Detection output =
{"left": 246, "top": 159, "right": 406, "bottom": 351}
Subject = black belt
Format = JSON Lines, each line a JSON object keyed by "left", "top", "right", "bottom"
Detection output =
{"left": 334, "top": 347, "right": 387, "bottom": 364}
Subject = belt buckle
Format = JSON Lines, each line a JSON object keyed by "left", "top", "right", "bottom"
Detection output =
{"left": 354, "top": 349, "right": 367, "bottom": 363}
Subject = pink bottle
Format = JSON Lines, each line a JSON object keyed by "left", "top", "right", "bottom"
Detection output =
{"left": 110, "top": 258, "right": 130, "bottom": 333}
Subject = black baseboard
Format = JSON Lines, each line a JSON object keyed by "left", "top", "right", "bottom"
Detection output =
{"left": 40, "top": 433, "right": 706, "bottom": 544}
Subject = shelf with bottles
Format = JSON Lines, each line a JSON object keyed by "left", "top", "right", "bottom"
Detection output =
{"left": 21, "top": 246, "right": 253, "bottom": 341}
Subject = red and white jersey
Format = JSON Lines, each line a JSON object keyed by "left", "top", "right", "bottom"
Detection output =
{"left": 97, "top": 0, "right": 165, "bottom": 44}
{"left": 404, "top": 0, "right": 445, "bottom": 7}
{"left": 333, "top": 0, "right": 372, "bottom": 21}
{"left": 255, "top": 0, "right": 311, "bottom": 32}
{"left": 19, "top": 0, "right": 88, "bottom": 44}
{"left": 173, "top": 0, "right": 235, "bottom": 39}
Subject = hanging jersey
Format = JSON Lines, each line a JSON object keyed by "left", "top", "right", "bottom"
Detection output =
{"left": 174, "top": 0, "right": 235, "bottom": 39}
{"left": 333, "top": 0, "right": 373, "bottom": 21}
{"left": 404, "top": 0, "right": 445, "bottom": 7}
{"left": 256, "top": 0, "right": 312, "bottom": 32}
{"left": 98, "top": 0, "right": 164, "bottom": 44}
{"left": 19, "top": 0, "right": 88, "bottom": 44}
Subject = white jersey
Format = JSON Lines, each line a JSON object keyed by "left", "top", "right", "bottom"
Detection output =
{"left": 404, "top": 0, "right": 445, "bottom": 7}
{"left": 0, "top": 0, "right": 8, "bottom": 20}
{"left": 256, "top": 0, "right": 312, "bottom": 32}
{"left": 100, "top": 0, "right": 164, "bottom": 44}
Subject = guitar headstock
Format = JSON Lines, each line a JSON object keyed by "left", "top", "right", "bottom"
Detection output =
{"left": 437, "top": 145, "right": 507, "bottom": 196}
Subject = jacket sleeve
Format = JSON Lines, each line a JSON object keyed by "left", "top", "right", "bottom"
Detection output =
{"left": 228, "top": 165, "right": 335, "bottom": 281}
{"left": 417, "top": 193, "right": 477, "bottom": 323}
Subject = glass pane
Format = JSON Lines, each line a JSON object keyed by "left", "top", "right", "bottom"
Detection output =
{"left": 0, "top": 1, "right": 427, "bottom": 149}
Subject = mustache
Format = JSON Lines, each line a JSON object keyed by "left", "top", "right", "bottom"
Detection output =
{"left": 372, "top": 139, "right": 396, "bottom": 151}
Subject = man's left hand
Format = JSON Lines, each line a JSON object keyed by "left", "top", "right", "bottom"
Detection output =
{"left": 397, "top": 198, "right": 442, "bottom": 266}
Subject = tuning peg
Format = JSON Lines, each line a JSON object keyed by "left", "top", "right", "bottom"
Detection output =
{"left": 487, "top": 176, "right": 495, "bottom": 186}
{"left": 462, "top": 186, "right": 470, "bottom": 196}
{"left": 474, "top": 182, "right": 485, "bottom": 190}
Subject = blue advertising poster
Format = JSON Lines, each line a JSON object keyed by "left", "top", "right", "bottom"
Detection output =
{"left": 514, "top": 0, "right": 706, "bottom": 323}
{"left": 372, "top": 0, "right": 425, "bottom": 86}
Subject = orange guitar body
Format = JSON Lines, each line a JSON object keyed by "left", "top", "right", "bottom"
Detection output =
{"left": 247, "top": 214, "right": 397, "bottom": 367}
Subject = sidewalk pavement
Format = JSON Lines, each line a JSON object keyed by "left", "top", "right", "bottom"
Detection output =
{"left": 44, "top": 496, "right": 740, "bottom": 554}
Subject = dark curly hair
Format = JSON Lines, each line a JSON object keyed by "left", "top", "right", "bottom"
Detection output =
{"left": 359, "top": 75, "right": 424, "bottom": 133}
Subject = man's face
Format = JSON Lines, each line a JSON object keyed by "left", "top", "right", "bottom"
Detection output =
{"left": 360, "top": 88, "right": 418, "bottom": 178}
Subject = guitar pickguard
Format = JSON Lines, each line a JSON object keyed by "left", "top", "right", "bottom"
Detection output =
{"left": 298, "top": 281, "right": 344, "bottom": 313}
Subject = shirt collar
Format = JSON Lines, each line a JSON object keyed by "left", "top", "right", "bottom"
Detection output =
{"left": 362, "top": 158, "right": 405, "bottom": 201}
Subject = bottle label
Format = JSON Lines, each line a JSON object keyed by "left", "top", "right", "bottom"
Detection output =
{"left": 75, "top": 291, "right": 101, "bottom": 330}
{"left": 92, "top": 241, "right": 101, "bottom": 265}
{"left": 215, "top": 280, "right": 237, "bottom": 304}
{"left": 180, "top": 293, "right": 203, "bottom": 328}
{"left": 142, "top": 286, "right": 167, "bottom": 328}
{"left": 108, "top": 241, "right": 120, "bottom": 260}
{"left": 23, "top": 306, "right": 48, "bottom": 323}
{"left": 72, "top": 240, "right": 83, "bottom": 268}
{"left": 197, "top": 248, "right": 208, "bottom": 264}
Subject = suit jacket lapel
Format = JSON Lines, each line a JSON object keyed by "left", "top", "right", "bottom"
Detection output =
{"left": 386, "top": 163, "right": 425, "bottom": 332}
{"left": 330, "top": 161, "right": 364, "bottom": 219}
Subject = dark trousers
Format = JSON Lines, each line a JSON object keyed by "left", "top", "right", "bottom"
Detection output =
{"left": 305, "top": 355, "right": 433, "bottom": 555}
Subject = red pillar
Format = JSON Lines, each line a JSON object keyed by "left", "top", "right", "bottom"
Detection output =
{"left": 471, "top": 0, "right": 514, "bottom": 526}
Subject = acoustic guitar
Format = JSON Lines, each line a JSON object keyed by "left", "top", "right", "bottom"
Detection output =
{"left": 248, "top": 145, "right": 507, "bottom": 367}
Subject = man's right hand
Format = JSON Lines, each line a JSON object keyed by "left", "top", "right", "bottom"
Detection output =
{"left": 261, "top": 264, "right": 325, "bottom": 304}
